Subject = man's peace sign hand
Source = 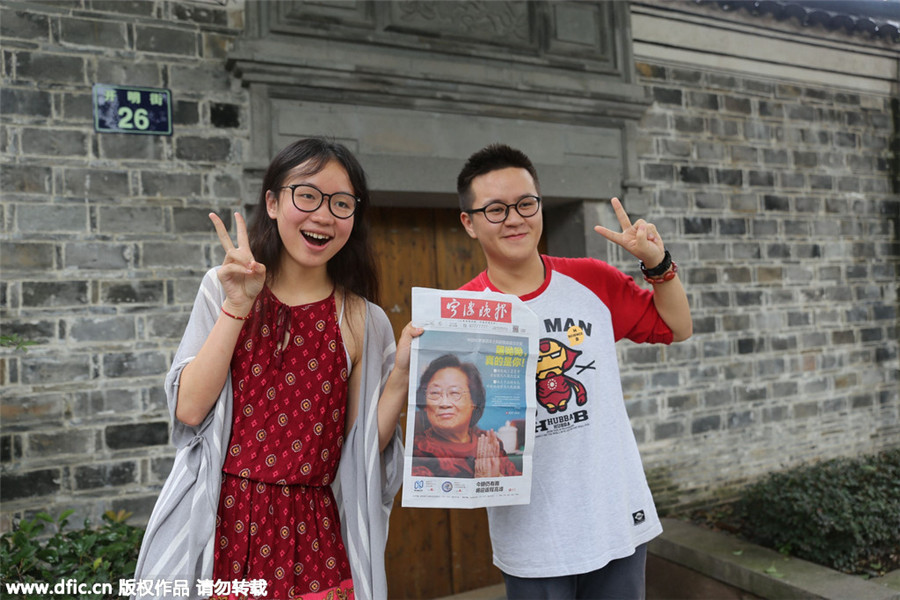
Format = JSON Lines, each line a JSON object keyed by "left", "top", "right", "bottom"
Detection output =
{"left": 593, "top": 198, "right": 666, "bottom": 269}
{"left": 209, "top": 212, "right": 266, "bottom": 317}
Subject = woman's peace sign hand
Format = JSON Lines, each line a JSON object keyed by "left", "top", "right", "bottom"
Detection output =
{"left": 209, "top": 212, "right": 266, "bottom": 317}
{"left": 593, "top": 198, "right": 666, "bottom": 268}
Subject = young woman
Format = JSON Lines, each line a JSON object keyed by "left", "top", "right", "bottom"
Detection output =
{"left": 134, "top": 138, "right": 420, "bottom": 600}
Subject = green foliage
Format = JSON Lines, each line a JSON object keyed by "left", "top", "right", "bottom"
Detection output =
{"left": 0, "top": 334, "right": 35, "bottom": 352}
{"left": 0, "top": 510, "right": 145, "bottom": 600}
{"left": 736, "top": 448, "right": 900, "bottom": 575}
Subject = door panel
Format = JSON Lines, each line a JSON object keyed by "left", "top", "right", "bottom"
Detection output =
{"left": 370, "top": 206, "right": 500, "bottom": 599}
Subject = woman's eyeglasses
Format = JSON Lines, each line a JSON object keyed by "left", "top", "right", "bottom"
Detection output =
{"left": 278, "top": 183, "right": 359, "bottom": 219}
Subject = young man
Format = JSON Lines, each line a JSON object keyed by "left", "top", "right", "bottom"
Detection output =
{"left": 457, "top": 144, "right": 692, "bottom": 599}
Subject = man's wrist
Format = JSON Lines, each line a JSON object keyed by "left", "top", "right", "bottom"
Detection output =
{"left": 640, "top": 249, "right": 672, "bottom": 278}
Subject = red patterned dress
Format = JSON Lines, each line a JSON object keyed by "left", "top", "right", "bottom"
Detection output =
{"left": 213, "top": 286, "right": 354, "bottom": 599}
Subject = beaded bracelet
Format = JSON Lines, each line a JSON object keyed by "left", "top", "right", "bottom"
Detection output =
{"left": 221, "top": 305, "right": 251, "bottom": 320}
{"left": 643, "top": 262, "right": 678, "bottom": 284}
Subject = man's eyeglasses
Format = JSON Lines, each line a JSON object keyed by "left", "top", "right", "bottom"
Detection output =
{"left": 278, "top": 183, "right": 359, "bottom": 219}
{"left": 464, "top": 196, "right": 541, "bottom": 224}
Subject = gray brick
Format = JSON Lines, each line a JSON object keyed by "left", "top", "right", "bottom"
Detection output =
{"left": 729, "top": 194, "right": 757, "bottom": 213}
{"left": 1, "top": 165, "right": 51, "bottom": 194}
{"left": 99, "top": 281, "right": 164, "bottom": 304}
{"left": 64, "top": 243, "right": 132, "bottom": 270}
{"left": 679, "top": 166, "right": 709, "bottom": 184}
{"left": 787, "top": 105, "right": 815, "bottom": 121}
{"left": 91, "top": 1, "right": 156, "bottom": 17}
{"left": 61, "top": 169, "right": 130, "bottom": 199}
{"left": 169, "top": 65, "right": 233, "bottom": 94}
{"left": 69, "top": 316, "right": 136, "bottom": 342}
{"left": 0, "top": 468, "right": 60, "bottom": 502}
{"left": 21, "top": 355, "right": 92, "bottom": 384}
{"left": 21, "top": 281, "right": 89, "bottom": 307}
{"left": 793, "top": 151, "right": 817, "bottom": 168}
{"left": 654, "top": 421, "right": 684, "bottom": 440}
{"left": 1, "top": 242, "right": 55, "bottom": 271}
{"left": 674, "top": 116, "right": 705, "bottom": 133}
{"left": 22, "top": 128, "right": 88, "bottom": 157}
{"left": 175, "top": 136, "right": 232, "bottom": 162}
{"left": 0, "top": 391, "right": 66, "bottom": 426}
{"left": 0, "top": 8, "right": 50, "bottom": 41}
{"left": 59, "top": 16, "right": 127, "bottom": 49}
{"left": 644, "top": 164, "right": 673, "bottom": 181}
{"left": 141, "top": 172, "right": 203, "bottom": 198}
{"left": 102, "top": 351, "right": 167, "bottom": 378}
{"left": 715, "top": 169, "right": 741, "bottom": 186}
{"left": 14, "top": 52, "right": 85, "bottom": 85}
{"left": 722, "top": 97, "right": 751, "bottom": 114}
{"left": 1, "top": 87, "right": 51, "bottom": 117}
{"left": 29, "top": 429, "right": 95, "bottom": 458}
{"left": 99, "top": 134, "right": 165, "bottom": 161}
{"left": 105, "top": 422, "right": 168, "bottom": 449}
{"left": 143, "top": 242, "right": 205, "bottom": 267}
{"left": 730, "top": 145, "right": 758, "bottom": 163}
{"left": 652, "top": 87, "right": 682, "bottom": 105}
{"left": 757, "top": 101, "right": 782, "bottom": 117}
{"left": 688, "top": 91, "right": 717, "bottom": 110}
{"left": 748, "top": 171, "right": 774, "bottom": 187}
{"left": 74, "top": 461, "right": 137, "bottom": 490}
{"left": 173, "top": 3, "right": 229, "bottom": 26}
{"left": 73, "top": 388, "right": 143, "bottom": 419}
{"left": 135, "top": 24, "right": 197, "bottom": 55}
{"left": 727, "top": 410, "right": 754, "bottom": 429}
{"left": 61, "top": 91, "right": 94, "bottom": 121}
{"left": 98, "top": 207, "right": 167, "bottom": 234}
{"left": 146, "top": 312, "right": 190, "bottom": 340}
{"left": 18, "top": 204, "right": 88, "bottom": 233}
{"left": 794, "top": 402, "right": 819, "bottom": 419}
{"left": 96, "top": 60, "right": 162, "bottom": 88}
{"left": 780, "top": 172, "right": 805, "bottom": 188}
{"left": 762, "top": 406, "right": 788, "bottom": 422}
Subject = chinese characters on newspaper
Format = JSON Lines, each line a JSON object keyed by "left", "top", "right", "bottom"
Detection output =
{"left": 402, "top": 287, "right": 539, "bottom": 508}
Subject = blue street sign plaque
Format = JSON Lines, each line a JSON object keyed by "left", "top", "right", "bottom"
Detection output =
{"left": 93, "top": 84, "right": 172, "bottom": 135}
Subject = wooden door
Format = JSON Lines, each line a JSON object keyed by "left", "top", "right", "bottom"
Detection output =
{"left": 369, "top": 206, "right": 502, "bottom": 599}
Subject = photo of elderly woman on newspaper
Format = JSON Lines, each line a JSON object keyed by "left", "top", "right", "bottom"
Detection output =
{"left": 411, "top": 353, "right": 522, "bottom": 479}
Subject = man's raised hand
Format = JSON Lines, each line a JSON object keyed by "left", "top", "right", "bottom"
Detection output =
{"left": 593, "top": 198, "right": 666, "bottom": 269}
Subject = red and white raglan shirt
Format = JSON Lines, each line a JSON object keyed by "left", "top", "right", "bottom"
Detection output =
{"left": 460, "top": 256, "right": 673, "bottom": 577}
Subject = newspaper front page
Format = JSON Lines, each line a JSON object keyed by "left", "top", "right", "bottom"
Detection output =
{"left": 402, "top": 287, "right": 539, "bottom": 508}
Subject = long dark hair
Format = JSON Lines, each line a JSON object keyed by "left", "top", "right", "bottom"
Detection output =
{"left": 248, "top": 137, "right": 380, "bottom": 304}
{"left": 415, "top": 354, "right": 486, "bottom": 427}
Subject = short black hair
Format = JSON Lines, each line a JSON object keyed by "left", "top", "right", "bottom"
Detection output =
{"left": 456, "top": 143, "right": 540, "bottom": 211}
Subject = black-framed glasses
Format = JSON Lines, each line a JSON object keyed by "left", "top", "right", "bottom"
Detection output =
{"left": 464, "top": 195, "right": 541, "bottom": 224}
{"left": 278, "top": 183, "right": 360, "bottom": 219}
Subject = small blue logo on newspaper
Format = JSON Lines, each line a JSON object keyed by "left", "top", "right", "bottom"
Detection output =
{"left": 441, "top": 481, "right": 453, "bottom": 493}
{"left": 414, "top": 480, "right": 424, "bottom": 491}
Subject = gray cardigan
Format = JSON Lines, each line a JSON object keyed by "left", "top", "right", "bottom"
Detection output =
{"left": 133, "top": 268, "right": 403, "bottom": 600}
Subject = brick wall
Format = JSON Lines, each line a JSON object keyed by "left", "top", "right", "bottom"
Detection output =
{"left": 0, "top": 0, "right": 249, "bottom": 527}
{"left": 623, "top": 62, "right": 899, "bottom": 511}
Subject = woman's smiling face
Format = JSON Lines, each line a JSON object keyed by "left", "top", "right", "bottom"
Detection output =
{"left": 424, "top": 367, "right": 476, "bottom": 442}
{"left": 265, "top": 159, "right": 355, "bottom": 273}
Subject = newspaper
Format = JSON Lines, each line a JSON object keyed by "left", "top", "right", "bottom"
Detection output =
{"left": 401, "top": 287, "right": 539, "bottom": 508}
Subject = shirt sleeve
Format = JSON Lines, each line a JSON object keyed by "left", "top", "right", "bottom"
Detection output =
{"left": 547, "top": 256, "right": 673, "bottom": 344}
